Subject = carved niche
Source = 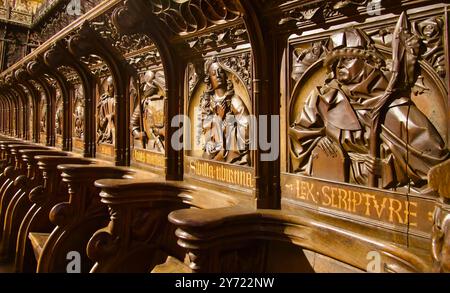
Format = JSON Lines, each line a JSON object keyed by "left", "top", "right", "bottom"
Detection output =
{"left": 96, "top": 76, "right": 115, "bottom": 146}
{"left": 130, "top": 70, "right": 166, "bottom": 154}
{"left": 288, "top": 13, "right": 449, "bottom": 194}
{"left": 73, "top": 84, "right": 84, "bottom": 140}
{"left": 188, "top": 54, "right": 252, "bottom": 166}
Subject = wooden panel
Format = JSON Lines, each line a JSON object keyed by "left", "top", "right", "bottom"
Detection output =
{"left": 281, "top": 173, "right": 436, "bottom": 237}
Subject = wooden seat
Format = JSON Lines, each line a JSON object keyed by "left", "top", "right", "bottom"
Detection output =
{"left": 28, "top": 233, "right": 50, "bottom": 261}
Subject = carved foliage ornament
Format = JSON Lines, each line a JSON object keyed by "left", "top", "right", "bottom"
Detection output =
{"left": 186, "top": 24, "right": 248, "bottom": 52}
{"left": 126, "top": 48, "right": 161, "bottom": 70}
{"left": 92, "top": 13, "right": 154, "bottom": 55}
{"left": 279, "top": 0, "right": 379, "bottom": 27}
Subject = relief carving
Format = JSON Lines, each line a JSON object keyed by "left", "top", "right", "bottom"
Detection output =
{"left": 96, "top": 76, "right": 115, "bottom": 145}
{"left": 130, "top": 70, "right": 165, "bottom": 153}
{"left": 55, "top": 89, "right": 63, "bottom": 136}
{"left": 413, "top": 17, "right": 445, "bottom": 78}
{"left": 372, "top": 16, "right": 446, "bottom": 78}
{"left": 196, "top": 57, "right": 251, "bottom": 166}
{"left": 289, "top": 13, "right": 449, "bottom": 193}
{"left": 292, "top": 41, "right": 328, "bottom": 81}
{"left": 39, "top": 95, "right": 46, "bottom": 134}
{"left": 219, "top": 52, "right": 252, "bottom": 93}
{"left": 73, "top": 84, "right": 84, "bottom": 139}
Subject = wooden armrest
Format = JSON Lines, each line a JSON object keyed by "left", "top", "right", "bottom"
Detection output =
{"left": 86, "top": 179, "right": 191, "bottom": 272}
{"left": 169, "top": 206, "right": 430, "bottom": 273}
{"left": 57, "top": 165, "right": 135, "bottom": 180}
{"left": 94, "top": 179, "right": 188, "bottom": 203}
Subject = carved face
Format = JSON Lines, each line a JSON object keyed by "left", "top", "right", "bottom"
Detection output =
{"left": 423, "top": 24, "right": 438, "bottom": 38}
{"left": 312, "top": 43, "right": 322, "bottom": 56}
{"left": 335, "top": 57, "right": 365, "bottom": 84}
{"left": 208, "top": 62, "right": 226, "bottom": 90}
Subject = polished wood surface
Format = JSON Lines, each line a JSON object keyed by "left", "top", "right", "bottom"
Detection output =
{"left": 0, "top": 0, "right": 448, "bottom": 274}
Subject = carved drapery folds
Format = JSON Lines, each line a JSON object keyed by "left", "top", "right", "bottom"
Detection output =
{"left": 96, "top": 76, "right": 115, "bottom": 145}
{"left": 288, "top": 13, "right": 449, "bottom": 192}
{"left": 38, "top": 93, "right": 47, "bottom": 140}
{"left": 130, "top": 70, "right": 166, "bottom": 153}
{"left": 55, "top": 88, "right": 63, "bottom": 137}
{"left": 189, "top": 55, "right": 252, "bottom": 166}
{"left": 73, "top": 83, "right": 85, "bottom": 139}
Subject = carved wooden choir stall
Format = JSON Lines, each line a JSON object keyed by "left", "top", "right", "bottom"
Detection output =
{"left": 0, "top": 0, "right": 449, "bottom": 273}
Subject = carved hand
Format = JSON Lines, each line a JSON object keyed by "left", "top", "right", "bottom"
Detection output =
{"left": 364, "top": 155, "right": 383, "bottom": 176}
{"left": 318, "top": 137, "right": 338, "bottom": 157}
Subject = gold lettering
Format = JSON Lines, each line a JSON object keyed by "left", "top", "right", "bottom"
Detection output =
{"left": 372, "top": 197, "right": 388, "bottom": 219}
{"left": 362, "top": 193, "right": 374, "bottom": 216}
{"left": 306, "top": 182, "right": 317, "bottom": 203}
{"left": 338, "top": 188, "right": 348, "bottom": 211}
{"left": 388, "top": 198, "right": 403, "bottom": 224}
{"left": 209, "top": 166, "right": 214, "bottom": 179}
{"left": 322, "top": 186, "right": 331, "bottom": 206}
{"left": 331, "top": 188, "right": 338, "bottom": 208}
{"left": 404, "top": 201, "right": 418, "bottom": 227}
{"left": 351, "top": 191, "right": 362, "bottom": 213}
{"left": 300, "top": 181, "right": 307, "bottom": 200}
